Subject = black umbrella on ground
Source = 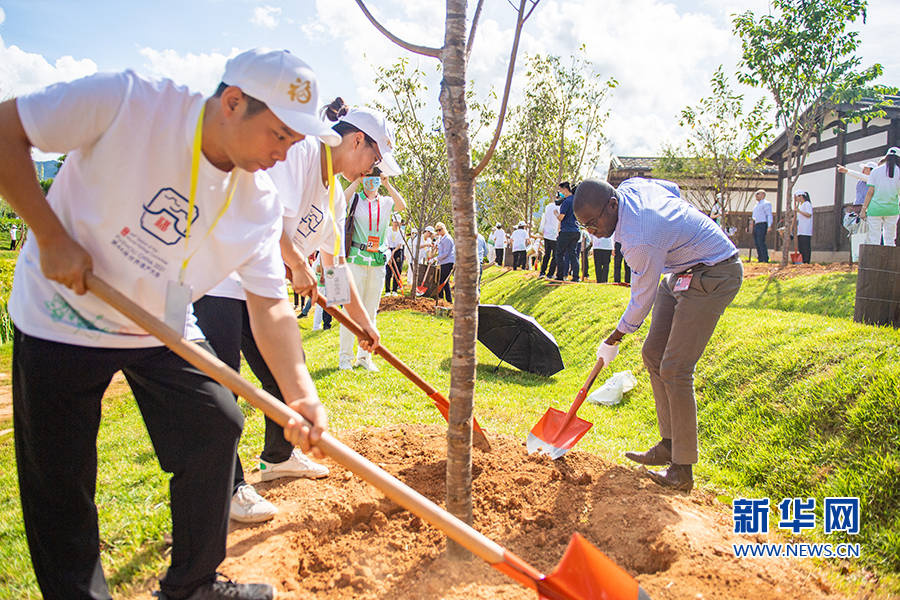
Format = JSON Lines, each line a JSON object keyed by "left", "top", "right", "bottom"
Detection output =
{"left": 477, "top": 304, "right": 564, "bottom": 376}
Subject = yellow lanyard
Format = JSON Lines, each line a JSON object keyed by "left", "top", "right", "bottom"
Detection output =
{"left": 180, "top": 104, "right": 239, "bottom": 283}
{"left": 325, "top": 145, "right": 341, "bottom": 257}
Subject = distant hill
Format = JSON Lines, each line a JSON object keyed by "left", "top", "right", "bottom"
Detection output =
{"left": 34, "top": 160, "right": 60, "bottom": 179}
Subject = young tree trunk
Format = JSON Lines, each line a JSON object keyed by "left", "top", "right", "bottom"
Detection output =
{"left": 440, "top": 0, "right": 478, "bottom": 560}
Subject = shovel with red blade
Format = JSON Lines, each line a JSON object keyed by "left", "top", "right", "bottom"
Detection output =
{"left": 527, "top": 356, "right": 605, "bottom": 459}
{"left": 85, "top": 273, "right": 650, "bottom": 600}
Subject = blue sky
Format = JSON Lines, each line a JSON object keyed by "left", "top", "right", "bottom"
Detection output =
{"left": 2, "top": 0, "right": 898, "bottom": 169}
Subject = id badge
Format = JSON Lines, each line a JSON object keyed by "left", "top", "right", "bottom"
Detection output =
{"left": 366, "top": 235, "right": 380, "bottom": 252}
{"left": 324, "top": 264, "right": 352, "bottom": 307}
{"left": 673, "top": 274, "right": 692, "bottom": 292}
{"left": 164, "top": 280, "right": 193, "bottom": 335}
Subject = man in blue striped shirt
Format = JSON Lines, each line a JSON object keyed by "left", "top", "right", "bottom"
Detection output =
{"left": 575, "top": 177, "right": 742, "bottom": 492}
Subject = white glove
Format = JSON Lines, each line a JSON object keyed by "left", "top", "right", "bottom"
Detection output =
{"left": 596, "top": 341, "right": 619, "bottom": 367}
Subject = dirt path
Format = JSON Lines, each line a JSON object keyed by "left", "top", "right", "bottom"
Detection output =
{"left": 125, "top": 425, "right": 877, "bottom": 599}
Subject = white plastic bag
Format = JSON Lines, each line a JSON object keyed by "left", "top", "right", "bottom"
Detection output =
{"left": 587, "top": 370, "right": 637, "bottom": 406}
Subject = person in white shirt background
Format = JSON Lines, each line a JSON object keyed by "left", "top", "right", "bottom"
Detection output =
{"left": 538, "top": 198, "right": 560, "bottom": 277}
{"left": 794, "top": 190, "right": 814, "bottom": 263}
{"left": 591, "top": 232, "right": 614, "bottom": 282}
{"left": 0, "top": 47, "right": 337, "bottom": 600}
{"left": 751, "top": 189, "right": 773, "bottom": 263}
{"left": 384, "top": 214, "right": 405, "bottom": 296}
{"left": 489, "top": 223, "right": 507, "bottom": 266}
{"left": 194, "top": 98, "right": 392, "bottom": 524}
{"left": 510, "top": 221, "right": 528, "bottom": 270}
{"left": 339, "top": 171, "right": 406, "bottom": 371}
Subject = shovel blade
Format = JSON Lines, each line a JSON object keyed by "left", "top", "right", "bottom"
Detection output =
{"left": 538, "top": 533, "right": 648, "bottom": 600}
{"left": 527, "top": 407, "right": 592, "bottom": 459}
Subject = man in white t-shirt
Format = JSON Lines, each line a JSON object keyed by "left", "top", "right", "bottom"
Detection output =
{"left": 0, "top": 49, "right": 339, "bottom": 600}
{"left": 489, "top": 223, "right": 507, "bottom": 266}
{"left": 538, "top": 199, "right": 560, "bottom": 278}
{"left": 510, "top": 221, "right": 528, "bottom": 270}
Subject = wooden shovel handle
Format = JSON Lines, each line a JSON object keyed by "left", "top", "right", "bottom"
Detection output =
{"left": 315, "top": 293, "right": 491, "bottom": 451}
{"left": 561, "top": 356, "right": 606, "bottom": 423}
{"left": 84, "top": 273, "right": 506, "bottom": 564}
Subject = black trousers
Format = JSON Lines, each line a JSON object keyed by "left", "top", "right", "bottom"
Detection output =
{"left": 494, "top": 248, "right": 504, "bottom": 266}
{"left": 13, "top": 327, "right": 241, "bottom": 600}
{"left": 614, "top": 241, "right": 631, "bottom": 283}
{"left": 438, "top": 263, "right": 453, "bottom": 302}
{"left": 539, "top": 238, "right": 557, "bottom": 276}
{"left": 555, "top": 232, "right": 580, "bottom": 281}
{"left": 581, "top": 247, "right": 590, "bottom": 280}
{"left": 753, "top": 222, "right": 769, "bottom": 263}
{"left": 798, "top": 235, "right": 811, "bottom": 263}
{"left": 594, "top": 248, "right": 612, "bottom": 283}
{"left": 193, "top": 296, "right": 295, "bottom": 494}
{"left": 385, "top": 248, "right": 404, "bottom": 292}
{"left": 512, "top": 250, "right": 527, "bottom": 270}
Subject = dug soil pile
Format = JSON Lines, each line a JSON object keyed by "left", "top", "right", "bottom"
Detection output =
{"left": 212, "top": 425, "right": 857, "bottom": 600}
{"left": 740, "top": 261, "right": 855, "bottom": 280}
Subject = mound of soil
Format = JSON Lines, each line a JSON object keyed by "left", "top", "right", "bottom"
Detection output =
{"left": 209, "top": 425, "right": 855, "bottom": 600}
{"left": 379, "top": 294, "right": 451, "bottom": 315}
{"left": 741, "top": 262, "right": 856, "bottom": 280}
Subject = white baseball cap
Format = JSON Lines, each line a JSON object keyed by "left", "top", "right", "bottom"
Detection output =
{"left": 425, "top": 226, "right": 436, "bottom": 233}
{"left": 337, "top": 107, "right": 402, "bottom": 176}
{"left": 518, "top": 221, "right": 526, "bottom": 227}
{"left": 862, "top": 161, "right": 878, "bottom": 169}
{"left": 222, "top": 48, "right": 341, "bottom": 146}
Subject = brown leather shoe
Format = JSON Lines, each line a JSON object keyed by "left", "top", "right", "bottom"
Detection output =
{"left": 647, "top": 464, "right": 693, "bottom": 492}
{"left": 624, "top": 439, "right": 672, "bottom": 466}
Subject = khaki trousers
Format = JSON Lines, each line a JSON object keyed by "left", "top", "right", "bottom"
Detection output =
{"left": 641, "top": 256, "right": 742, "bottom": 464}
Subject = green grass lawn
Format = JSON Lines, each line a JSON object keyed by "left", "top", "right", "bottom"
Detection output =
{"left": 0, "top": 264, "right": 898, "bottom": 597}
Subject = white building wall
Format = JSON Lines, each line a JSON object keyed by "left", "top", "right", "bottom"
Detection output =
{"left": 846, "top": 131, "right": 888, "bottom": 155}
{"left": 806, "top": 145, "right": 836, "bottom": 164}
{"left": 782, "top": 169, "right": 834, "bottom": 208}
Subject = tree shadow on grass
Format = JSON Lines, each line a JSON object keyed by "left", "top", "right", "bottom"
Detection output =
{"left": 437, "top": 357, "right": 559, "bottom": 388}
{"left": 732, "top": 273, "right": 856, "bottom": 318}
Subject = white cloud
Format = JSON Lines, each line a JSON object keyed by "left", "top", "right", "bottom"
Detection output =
{"left": 0, "top": 35, "right": 97, "bottom": 99}
{"left": 0, "top": 7, "right": 5, "bottom": 26}
{"left": 251, "top": 5, "right": 282, "bottom": 30}
{"left": 137, "top": 47, "right": 240, "bottom": 95}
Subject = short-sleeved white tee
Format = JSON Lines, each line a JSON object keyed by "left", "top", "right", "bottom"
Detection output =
{"left": 510, "top": 228, "right": 528, "bottom": 251}
{"left": 12, "top": 71, "right": 284, "bottom": 348}
{"left": 796, "top": 200, "right": 813, "bottom": 236}
{"left": 489, "top": 229, "right": 507, "bottom": 248}
{"left": 207, "top": 137, "right": 346, "bottom": 301}
{"left": 541, "top": 204, "right": 560, "bottom": 240}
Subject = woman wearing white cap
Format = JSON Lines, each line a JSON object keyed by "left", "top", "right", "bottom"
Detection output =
{"left": 510, "top": 221, "right": 528, "bottom": 270}
{"left": 861, "top": 147, "right": 900, "bottom": 246}
{"left": 338, "top": 171, "right": 406, "bottom": 371}
{"left": 793, "top": 190, "right": 813, "bottom": 263}
{"left": 194, "top": 97, "right": 400, "bottom": 522}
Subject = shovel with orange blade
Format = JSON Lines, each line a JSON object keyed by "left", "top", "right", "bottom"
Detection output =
{"left": 85, "top": 273, "right": 650, "bottom": 600}
{"left": 528, "top": 356, "right": 605, "bottom": 459}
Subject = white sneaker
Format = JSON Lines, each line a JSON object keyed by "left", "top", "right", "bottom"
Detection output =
{"left": 259, "top": 449, "right": 330, "bottom": 481}
{"left": 355, "top": 356, "right": 379, "bottom": 372}
{"left": 230, "top": 484, "right": 277, "bottom": 523}
{"left": 339, "top": 357, "right": 353, "bottom": 370}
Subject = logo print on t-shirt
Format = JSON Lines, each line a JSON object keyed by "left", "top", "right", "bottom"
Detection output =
{"left": 288, "top": 78, "right": 312, "bottom": 104}
{"left": 293, "top": 205, "right": 324, "bottom": 240}
{"left": 141, "top": 188, "right": 198, "bottom": 245}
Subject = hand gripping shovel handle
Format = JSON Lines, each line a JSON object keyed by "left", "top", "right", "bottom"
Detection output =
{"left": 314, "top": 293, "right": 491, "bottom": 452}
{"left": 83, "top": 274, "right": 588, "bottom": 597}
